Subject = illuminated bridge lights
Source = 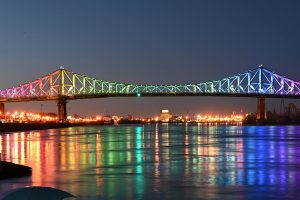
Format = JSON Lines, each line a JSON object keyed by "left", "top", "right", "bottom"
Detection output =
{"left": 0, "top": 65, "right": 299, "bottom": 101}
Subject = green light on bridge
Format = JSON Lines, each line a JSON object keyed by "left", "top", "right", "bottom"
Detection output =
{"left": 136, "top": 93, "right": 141, "bottom": 97}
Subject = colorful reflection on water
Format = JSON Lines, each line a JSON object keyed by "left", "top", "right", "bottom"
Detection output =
{"left": 0, "top": 124, "right": 300, "bottom": 199}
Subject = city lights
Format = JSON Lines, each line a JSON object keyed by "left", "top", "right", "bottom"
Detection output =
{"left": 195, "top": 114, "right": 244, "bottom": 123}
{"left": 0, "top": 109, "right": 245, "bottom": 124}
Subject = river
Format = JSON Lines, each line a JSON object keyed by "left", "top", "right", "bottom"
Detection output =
{"left": 0, "top": 124, "right": 300, "bottom": 199}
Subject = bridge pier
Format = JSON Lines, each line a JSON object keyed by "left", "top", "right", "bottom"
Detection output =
{"left": 256, "top": 97, "right": 266, "bottom": 125}
{"left": 57, "top": 98, "right": 67, "bottom": 122}
{"left": 0, "top": 103, "right": 4, "bottom": 115}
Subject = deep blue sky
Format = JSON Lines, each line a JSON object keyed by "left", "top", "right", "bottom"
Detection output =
{"left": 1, "top": 1, "right": 300, "bottom": 116}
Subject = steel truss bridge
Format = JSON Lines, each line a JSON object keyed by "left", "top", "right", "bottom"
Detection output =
{"left": 0, "top": 65, "right": 299, "bottom": 122}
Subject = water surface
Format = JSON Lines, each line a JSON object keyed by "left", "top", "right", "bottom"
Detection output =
{"left": 0, "top": 124, "right": 300, "bottom": 199}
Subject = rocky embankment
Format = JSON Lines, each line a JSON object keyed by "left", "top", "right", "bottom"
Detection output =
{"left": 0, "top": 161, "right": 32, "bottom": 179}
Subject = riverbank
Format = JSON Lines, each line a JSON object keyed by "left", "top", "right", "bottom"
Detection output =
{"left": 1, "top": 120, "right": 296, "bottom": 134}
{"left": 0, "top": 161, "right": 32, "bottom": 179}
{"left": 0, "top": 121, "right": 151, "bottom": 133}
{"left": 0, "top": 122, "right": 109, "bottom": 133}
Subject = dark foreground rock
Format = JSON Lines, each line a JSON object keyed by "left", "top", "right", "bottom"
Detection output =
{"left": 0, "top": 161, "right": 32, "bottom": 179}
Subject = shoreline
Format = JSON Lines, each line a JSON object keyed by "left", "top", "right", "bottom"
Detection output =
{"left": 0, "top": 122, "right": 111, "bottom": 133}
{"left": 0, "top": 121, "right": 299, "bottom": 134}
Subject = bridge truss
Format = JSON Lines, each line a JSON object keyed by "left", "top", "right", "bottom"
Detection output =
{"left": 0, "top": 65, "right": 299, "bottom": 102}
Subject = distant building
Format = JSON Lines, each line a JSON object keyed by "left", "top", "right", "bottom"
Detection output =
{"left": 171, "top": 115, "right": 183, "bottom": 122}
{"left": 127, "top": 114, "right": 133, "bottom": 120}
{"left": 102, "top": 115, "right": 112, "bottom": 123}
{"left": 286, "top": 103, "right": 300, "bottom": 116}
{"left": 159, "top": 109, "right": 173, "bottom": 122}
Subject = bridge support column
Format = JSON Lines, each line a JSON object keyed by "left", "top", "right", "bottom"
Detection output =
{"left": 256, "top": 97, "right": 266, "bottom": 125}
{"left": 0, "top": 103, "right": 4, "bottom": 116}
{"left": 57, "top": 98, "right": 67, "bottom": 123}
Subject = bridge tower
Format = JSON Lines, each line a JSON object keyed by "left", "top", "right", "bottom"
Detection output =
{"left": 256, "top": 97, "right": 266, "bottom": 124}
{"left": 57, "top": 67, "right": 68, "bottom": 122}
{"left": 57, "top": 98, "right": 67, "bottom": 122}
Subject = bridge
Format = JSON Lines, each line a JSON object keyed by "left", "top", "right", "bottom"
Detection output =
{"left": 0, "top": 65, "right": 299, "bottom": 123}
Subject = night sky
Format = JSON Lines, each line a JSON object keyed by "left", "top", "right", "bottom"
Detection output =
{"left": 1, "top": 1, "right": 300, "bottom": 117}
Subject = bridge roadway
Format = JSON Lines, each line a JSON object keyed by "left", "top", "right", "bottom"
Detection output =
{"left": 1, "top": 93, "right": 300, "bottom": 102}
{"left": 0, "top": 65, "right": 298, "bottom": 123}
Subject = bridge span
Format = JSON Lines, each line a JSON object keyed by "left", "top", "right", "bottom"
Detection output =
{"left": 0, "top": 65, "right": 299, "bottom": 123}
